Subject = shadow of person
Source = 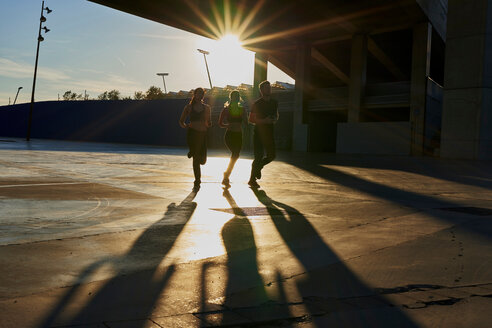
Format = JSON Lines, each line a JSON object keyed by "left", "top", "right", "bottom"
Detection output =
{"left": 39, "top": 192, "right": 197, "bottom": 328}
{"left": 215, "top": 189, "right": 289, "bottom": 325}
{"left": 251, "top": 188, "right": 418, "bottom": 327}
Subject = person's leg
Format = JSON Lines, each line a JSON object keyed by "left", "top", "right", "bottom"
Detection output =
{"left": 255, "top": 126, "right": 275, "bottom": 179}
{"left": 224, "top": 131, "right": 242, "bottom": 179}
{"left": 224, "top": 131, "right": 233, "bottom": 179}
{"left": 192, "top": 158, "right": 201, "bottom": 190}
{"left": 189, "top": 129, "right": 204, "bottom": 191}
{"left": 186, "top": 128, "right": 193, "bottom": 158}
{"left": 249, "top": 128, "right": 263, "bottom": 186}
{"left": 261, "top": 127, "right": 276, "bottom": 167}
{"left": 197, "top": 131, "right": 207, "bottom": 165}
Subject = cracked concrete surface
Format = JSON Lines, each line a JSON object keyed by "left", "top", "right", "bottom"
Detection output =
{"left": 0, "top": 138, "right": 491, "bottom": 327}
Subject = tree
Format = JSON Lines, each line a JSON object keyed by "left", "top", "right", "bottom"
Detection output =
{"left": 133, "top": 91, "right": 145, "bottom": 100}
{"left": 97, "top": 90, "right": 121, "bottom": 100}
{"left": 97, "top": 91, "right": 109, "bottom": 100}
{"left": 145, "top": 86, "right": 165, "bottom": 100}
{"left": 62, "top": 90, "right": 82, "bottom": 101}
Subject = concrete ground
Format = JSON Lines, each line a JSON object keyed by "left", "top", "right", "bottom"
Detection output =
{"left": 0, "top": 138, "right": 491, "bottom": 328}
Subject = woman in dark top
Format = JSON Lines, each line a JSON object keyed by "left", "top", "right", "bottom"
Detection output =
{"left": 218, "top": 90, "right": 247, "bottom": 188}
{"left": 179, "top": 87, "right": 211, "bottom": 191}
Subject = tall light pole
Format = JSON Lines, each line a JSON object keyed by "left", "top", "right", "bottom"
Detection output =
{"left": 156, "top": 73, "right": 169, "bottom": 94}
{"left": 13, "top": 87, "right": 23, "bottom": 105}
{"left": 27, "top": 1, "right": 52, "bottom": 141}
{"left": 197, "top": 49, "right": 212, "bottom": 89}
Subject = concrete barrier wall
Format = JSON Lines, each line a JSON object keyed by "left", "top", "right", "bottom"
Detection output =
{"left": 0, "top": 99, "right": 294, "bottom": 150}
{"left": 0, "top": 100, "right": 188, "bottom": 146}
{"left": 336, "top": 121, "right": 411, "bottom": 155}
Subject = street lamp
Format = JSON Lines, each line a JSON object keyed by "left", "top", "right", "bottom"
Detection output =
{"left": 197, "top": 49, "right": 213, "bottom": 90}
{"left": 13, "top": 87, "right": 23, "bottom": 105}
{"left": 27, "top": 1, "right": 52, "bottom": 141}
{"left": 156, "top": 73, "right": 169, "bottom": 94}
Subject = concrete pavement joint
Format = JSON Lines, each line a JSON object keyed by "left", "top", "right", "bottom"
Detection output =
{"left": 188, "top": 283, "right": 492, "bottom": 326}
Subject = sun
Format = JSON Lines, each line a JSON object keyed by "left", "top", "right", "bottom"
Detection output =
{"left": 195, "top": 33, "right": 254, "bottom": 88}
{"left": 216, "top": 34, "right": 243, "bottom": 49}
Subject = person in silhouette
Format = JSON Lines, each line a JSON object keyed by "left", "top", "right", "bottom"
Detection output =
{"left": 248, "top": 80, "right": 278, "bottom": 188}
{"left": 218, "top": 90, "right": 247, "bottom": 188}
{"left": 179, "top": 87, "right": 211, "bottom": 191}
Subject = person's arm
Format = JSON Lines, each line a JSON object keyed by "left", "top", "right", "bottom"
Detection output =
{"left": 272, "top": 101, "right": 279, "bottom": 124}
{"left": 242, "top": 106, "right": 248, "bottom": 129}
{"left": 218, "top": 107, "right": 228, "bottom": 128}
{"left": 179, "top": 105, "right": 190, "bottom": 128}
{"left": 205, "top": 105, "right": 212, "bottom": 128}
{"left": 248, "top": 102, "right": 257, "bottom": 125}
{"left": 251, "top": 114, "right": 274, "bottom": 124}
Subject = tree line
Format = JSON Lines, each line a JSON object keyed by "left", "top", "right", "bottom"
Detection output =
{"left": 62, "top": 86, "right": 166, "bottom": 101}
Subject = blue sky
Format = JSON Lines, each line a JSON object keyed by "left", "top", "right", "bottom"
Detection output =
{"left": 0, "top": 0, "right": 293, "bottom": 106}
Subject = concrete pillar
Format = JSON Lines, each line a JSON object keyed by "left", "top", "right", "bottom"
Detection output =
{"left": 441, "top": 0, "right": 492, "bottom": 159}
{"left": 293, "top": 44, "right": 310, "bottom": 151}
{"left": 348, "top": 34, "right": 368, "bottom": 123}
{"left": 253, "top": 52, "right": 268, "bottom": 98}
{"left": 410, "top": 23, "right": 432, "bottom": 155}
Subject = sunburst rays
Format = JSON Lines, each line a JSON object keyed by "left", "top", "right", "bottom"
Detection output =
{"left": 175, "top": 0, "right": 408, "bottom": 51}
{"left": 180, "top": 0, "right": 269, "bottom": 44}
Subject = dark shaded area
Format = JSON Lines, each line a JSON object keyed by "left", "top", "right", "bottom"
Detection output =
{"left": 282, "top": 155, "right": 492, "bottom": 241}
{"left": 39, "top": 192, "right": 197, "bottom": 328}
{"left": 278, "top": 151, "right": 492, "bottom": 191}
{"left": 251, "top": 188, "right": 418, "bottom": 327}
{"left": 0, "top": 96, "right": 294, "bottom": 151}
{"left": 424, "top": 78, "right": 443, "bottom": 155}
{"left": 1, "top": 100, "right": 188, "bottom": 146}
{"left": 369, "top": 29, "right": 413, "bottom": 83}
{"left": 360, "top": 107, "right": 410, "bottom": 122}
{"left": 438, "top": 207, "right": 492, "bottom": 216}
{"left": 429, "top": 28, "right": 446, "bottom": 86}
{"left": 308, "top": 110, "right": 346, "bottom": 152}
{"left": 214, "top": 189, "right": 283, "bottom": 325}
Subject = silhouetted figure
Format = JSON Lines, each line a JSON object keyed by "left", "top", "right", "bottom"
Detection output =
{"left": 218, "top": 90, "right": 247, "bottom": 188}
{"left": 248, "top": 81, "right": 278, "bottom": 188}
{"left": 179, "top": 87, "right": 212, "bottom": 191}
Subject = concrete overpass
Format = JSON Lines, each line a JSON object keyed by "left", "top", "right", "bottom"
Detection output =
{"left": 88, "top": 0, "right": 491, "bottom": 159}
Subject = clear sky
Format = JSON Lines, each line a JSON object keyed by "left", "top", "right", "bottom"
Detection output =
{"left": 0, "top": 0, "right": 293, "bottom": 106}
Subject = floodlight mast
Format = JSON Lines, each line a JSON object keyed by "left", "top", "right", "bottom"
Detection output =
{"left": 156, "top": 73, "right": 169, "bottom": 94}
{"left": 13, "top": 87, "right": 23, "bottom": 105}
{"left": 197, "top": 49, "right": 212, "bottom": 89}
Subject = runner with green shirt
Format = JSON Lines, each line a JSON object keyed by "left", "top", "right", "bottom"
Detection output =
{"left": 218, "top": 90, "right": 247, "bottom": 188}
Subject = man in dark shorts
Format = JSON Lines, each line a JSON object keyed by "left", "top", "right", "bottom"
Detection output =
{"left": 248, "top": 80, "right": 278, "bottom": 188}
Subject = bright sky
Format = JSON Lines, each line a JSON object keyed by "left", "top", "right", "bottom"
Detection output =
{"left": 0, "top": 0, "right": 293, "bottom": 106}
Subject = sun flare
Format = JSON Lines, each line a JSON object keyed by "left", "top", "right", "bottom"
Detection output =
{"left": 195, "top": 33, "right": 254, "bottom": 88}
{"left": 217, "top": 34, "right": 243, "bottom": 48}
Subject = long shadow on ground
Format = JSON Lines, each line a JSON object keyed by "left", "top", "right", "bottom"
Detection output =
{"left": 252, "top": 188, "right": 419, "bottom": 327}
{"left": 39, "top": 192, "right": 197, "bottom": 328}
{"left": 284, "top": 159, "right": 492, "bottom": 241}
